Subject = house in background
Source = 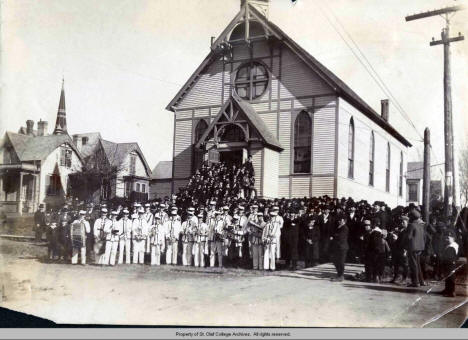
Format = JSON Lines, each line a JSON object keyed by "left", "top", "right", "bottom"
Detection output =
{"left": 0, "top": 83, "right": 83, "bottom": 215}
{"left": 150, "top": 161, "right": 172, "bottom": 200}
{"left": 406, "top": 161, "right": 444, "bottom": 207}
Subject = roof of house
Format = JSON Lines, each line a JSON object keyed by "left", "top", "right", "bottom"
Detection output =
{"left": 100, "top": 139, "right": 152, "bottom": 177}
{"left": 72, "top": 132, "right": 102, "bottom": 158}
{"left": 18, "top": 127, "right": 37, "bottom": 137}
{"left": 151, "top": 161, "right": 173, "bottom": 180}
{"left": 407, "top": 161, "right": 424, "bottom": 180}
{"left": 166, "top": 3, "right": 411, "bottom": 148}
{"left": 5, "top": 131, "right": 82, "bottom": 162}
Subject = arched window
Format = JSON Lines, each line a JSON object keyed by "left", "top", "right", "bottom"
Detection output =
{"left": 294, "top": 111, "right": 312, "bottom": 173}
{"left": 399, "top": 151, "right": 403, "bottom": 196}
{"left": 348, "top": 118, "right": 355, "bottom": 179}
{"left": 229, "top": 20, "right": 266, "bottom": 41}
{"left": 369, "top": 131, "right": 375, "bottom": 186}
{"left": 194, "top": 119, "right": 208, "bottom": 144}
{"left": 218, "top": 124, "right": 245, "bottom": 143}
{"left": 386, "top": 142, "right": 391, "bottom": 192}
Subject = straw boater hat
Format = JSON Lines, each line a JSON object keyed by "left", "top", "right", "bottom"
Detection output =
{"left": 187, "top": 207, "right": 195, "bottom": 214}
{"left": 170, "top": 207, "right": 178, "bottom": 215}
{"left": 197, "top": 212, "right": 204, "bottom": 218}
{"left": 122, "top": 209, "right": 129, "bottom": 214}
{"left": 138, "top": 207, "right": 145, "bottom": 214}
{"left": 79, "top": 210, "right": 86, "bottom": 215}
{"left": 111, "top": 211, "right": 118, "bottom": 216}
{"left": 101, "top": 208, "right": 108, "bottom": 213}
{"left": 145, "top": 203, "right": 151, "bottom": 208}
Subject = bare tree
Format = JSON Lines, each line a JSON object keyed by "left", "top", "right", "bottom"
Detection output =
{"left": 459, "top": 146, "right": 468, "bottom": 208}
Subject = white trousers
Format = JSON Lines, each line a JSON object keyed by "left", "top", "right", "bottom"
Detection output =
{"left": 193, "top": 242, "right": 206, "bottom": 267}
{"left": 150, "top": 245, "right": 162, "bottom": 265}
{"left": 104, "top": 241, "right": 119, "bottom": 266}
{"left": 133, "top": 240, "right": 145, "bottom": 264}
{"left": 71, "top": 247, "right": 86, "bottom": 265}
{"left": 118, "top": 239, "right": 131, "bottom": 264}
{"left": 166, "top": 241, "right": 178, "bottom": 265}
{"left": 252, "top": 244, "right": 263, "bottom": 270}
{"left": 182, "top": 242, "right": 193, "bottom": 266}
{"left": 264, "top": 243, "right": 277, "bottom": 270}
{"left": 210, "top": 241, "right": 223, "bottom": 267}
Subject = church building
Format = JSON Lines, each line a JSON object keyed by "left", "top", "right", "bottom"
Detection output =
{"left": 166, "top": 0, "right": 412, "bottom": 207}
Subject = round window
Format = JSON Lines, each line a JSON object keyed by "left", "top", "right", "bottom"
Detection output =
{"left": 234, "top": 62, "right": 268, "bottom": 100}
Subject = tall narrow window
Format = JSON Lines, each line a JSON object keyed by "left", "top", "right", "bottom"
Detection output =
{"left": 194, "top": 119, "right": 208, "bottom": 144}
{"left": 129, "top": 154, "right": 136, "bottom": 175}
{"left": 348, "top": 118, "right": 355, "bottom": 179}
{"left": 386, "top": 143, "right": 391, "bottom": 192}
{"left": 399, "top": 151, "right": 403, "bottom": 196}
{"left": 369, "top": 132, "right": 375, "bottom": 186}
{"left": 60, "top": 148, "right": 72, "bottom": 168}
{"left": 294, "top": 111, "right": 312, "bottom": 173}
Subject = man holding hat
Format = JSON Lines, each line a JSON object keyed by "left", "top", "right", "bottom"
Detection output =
{"left": 194, "top": 212, "right": 209, "bottom": 267}
{"left": 132, "top": 207, "right": 149, "bottom": 264}
{"left": 405, "top": 209, "right": 427, "bottom": 287}
{"left": 70, "top": 210, "right": 91, "bottom": 265}
{"left": 93, "top": 208, "right": 112, "bottom": 265}
{"left": 149, "top": 215, "right": 166, "bottom": 266}
{"left": 164, "top": 206, "right": 182, "bottom": 265}
{"left": 117, "top": 209, "right": 132, "bottom": 264}
{"left": 104, "top": 211, "right": 122, "bottom": 266}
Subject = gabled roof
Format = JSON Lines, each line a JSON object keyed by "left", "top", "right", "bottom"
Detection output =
{"left": 166, "top": 3, "right": 411, "bottom": 148}
{"left": 5, "top": 131, "right": 83, "bottom": 162}
{"left": 151, "top": 161, "right": 173, "bottom": 180}
{"left": 100, "top": 139, "right": 152, "bottom": 177}
{"left": 18, "top": 127, "right": 37, "bottom": 137}
{"left": 195, "top": 94, "right": 282, "bottom": 151}
{"left": 72, "top": 132, "right": 102, "bottom": 159}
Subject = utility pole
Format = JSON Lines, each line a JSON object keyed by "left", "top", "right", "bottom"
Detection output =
{"left": 423, "top": 128, "right": 431, "bottom": 223}
{"left": 406, "top": 6, "right": 464, "bottom": 220}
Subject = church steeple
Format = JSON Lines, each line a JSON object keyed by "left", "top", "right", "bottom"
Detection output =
{"left": 53, "top": 78, "right": 68, "bottom": 135}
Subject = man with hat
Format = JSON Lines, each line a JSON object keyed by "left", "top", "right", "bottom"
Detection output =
{"left": 155, "top": 203, "right": 169, "bottom": 225}
{"left": 117, "top": 209, "right": 132, "bottom": 264}
{"left": 69, "top": 210, "right": 91, "bottom": 265}
{"left": 269, "top": 206, "right": 284, "bottom": 260}
{"left": 405, "top": 209, "right": 427, "bottom": 287}
{"left": 149, "top": 215, "right": 166, "bottom": 266}
{"left": 132, "top": 207, "right": 149, "bottom": 264}
{"left": 318, "top": 205, "right": 334, "bottom": 263}
{"left": 181, "top": 207, "right": 198, "bottom": 266}
{"left": 262, "top": 209, "right": 281, "bottom": 271}
{"left": 193, "top": 211, "right": 209, "bottom": 267}
{"left": 304, "top": 216, "right": 320, "bottom": 268}
{"left": 209, "top": 210, "right": 225, "bottom": 267}
{"left": 389, "top": 216, "right": 409, "bottom": 284}
{"left": 103, "top": 211, "right": 122, "bottom": 266}
{"left": 164, "top": 206, "right": 182, "bottom": 265}
{"left": 93, "top": 208, "right": 112, "bottom": 265}
{"left": 329, "top": 213, "right": 349, "bottom": 281}
{"left": 144, "top": 203, "right": 155, "bottom": 255}
{"left": 249, "top": 211, "right": 266, "bottom": 270}
{"left": 438, "top": 230, "right": 459, "bottom": 297}
{"left": 34, "top": 203, "right": 47, "bottom": 242}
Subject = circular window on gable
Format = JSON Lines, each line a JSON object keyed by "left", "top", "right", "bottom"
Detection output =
{"left": 234, "top": 61, "right": 269, "bottom": 100}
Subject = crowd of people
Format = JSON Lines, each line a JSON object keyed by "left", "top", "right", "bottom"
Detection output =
{"left": 33, "top": 161, "right": 466, "bottom": 298}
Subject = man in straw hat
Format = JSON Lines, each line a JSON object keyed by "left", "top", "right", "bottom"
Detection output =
{"left": 164, "top": 206, "right": 182, "bottom": 265}
{"left": 132, "top": 207, "right": 149, "bottom": 264}
{"left": 117, "top": 209, "right": 132, "bottom": 264}
{"left": 70, "top": 210, "right": 90, "bottom": 265}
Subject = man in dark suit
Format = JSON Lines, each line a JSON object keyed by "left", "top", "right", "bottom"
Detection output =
{"left": 319, "top": 205, "right": 334, "bottom": 263}
{"left": 330, "top": 213, "right": 349, "bottom": 281}
{"left": 405, "top": 209, "right": 426, "bottom": 287}
{"left": 34, "top": 204, "right": 47, "bottom": 242}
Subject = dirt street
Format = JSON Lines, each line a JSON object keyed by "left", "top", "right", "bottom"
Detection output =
{"left": 0, "top": 238, "right": 466, "bottom": 327}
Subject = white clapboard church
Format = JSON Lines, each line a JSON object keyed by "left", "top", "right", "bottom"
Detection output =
{"left": 166, "top": 0, "right": 411, "bottom": 207}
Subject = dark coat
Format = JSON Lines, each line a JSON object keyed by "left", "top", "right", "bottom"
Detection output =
{"left": 319, "top": 214, "right": 334, "bottom": 240}
{"left": 331, "top": 224, "right": 349, "bottom": 251}
{"left": 405, "top": 220, "right": 426, "bottom": 252}
{"left": 34, "top": 211, "right": 47, "bottom": 226}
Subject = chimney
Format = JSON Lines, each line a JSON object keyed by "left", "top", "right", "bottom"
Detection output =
{"left": 381, "top": 99, "right": 389, "bottom": 122}
{"left": 73, "top": 135, "right": 82, "bottom": 152}
{"left": 241, "top": 0, "right": 270, "bottom": 18}
{"left": 37, "top": 119, "right": 48, "bottom": 136}
{"left": 26, "top": 120, "right": 34, "bottom": 135}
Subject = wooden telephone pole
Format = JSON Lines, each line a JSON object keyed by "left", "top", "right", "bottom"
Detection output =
{"left": 423, "top": 128, "right": 431, "bottom": 223}
{"left": 406, "top": 6, "right": 464, "bottom": 220}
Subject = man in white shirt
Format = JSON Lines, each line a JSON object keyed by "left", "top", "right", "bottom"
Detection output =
{"left": 181, "top": 207, "right": 198, "bottom": 266}
{"left": 117, "top": 209, "right": 132, "bottom": 264}
{"left": 263, "top": 209, "right": 281, "bottom": 271}
{"left": 103, "top": 211, "right": 121, "bottom": 266}
{"left": 269, "top": 206, "right": 284, "bottom": 259}
{"left": 70, "top": 210, "right": 90, "bottom": 265}
{"left": 164, "top": 207, "right": 182, "bottom": 265}
{"left": 132, "top": 207, "right": 149, "bottom": 264}
{"left": 150, "top": 215, "right": 166, "bottom": 266}
{"left": 144, "top": 203, "right": 154, "bottom": 254}
{"left": 93, "top": 208, "right": 112, "bottom": 265}
{"left": 210, "top": 211, "right": 225, "bottom": 268}
{"left": 194, "top": 212, "right": 209, "bottom": 267}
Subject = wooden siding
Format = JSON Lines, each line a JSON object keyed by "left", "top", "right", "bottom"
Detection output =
{"left": 173, "top": 120, "right": 192, "bottom": 179}
{"left": 278, "top": 112, "right": 291, "bottom": 176}
{"left": 194, "top": 108, "right": 209, "bottom": 118}
{"left": 177, "top": 59, "right": 224, "bottom": 109}
{"left": 251, "top": 148, "right": 263, "bottom": 196}
{"left": 291, "top": 176, "right": 311, "bottom": 198}
{"left": 293, "top": 98, "right": 313, "bottom": 109}
{"left": 259, "top": 112, "right": 278, "bottom": 139}
{"left": 176, "top": 109, "right": 192, "bottom": 120}
{"left": 150, "top": 180, "right": 172, "bottom": 200}
{"left": 312, "top": 106, "right": 336, "bottom": 175}
{"left": 311, "top": 177, "right": 335, "bottom": 197}
{"left": 279, "top": 49, "right": 332, "bottom": 99}
{"left": 278, "top": 177, "right": 290, "bottom": 198}
{"left": 262, "top": 148, "right": 279, "bottom": 198}
{"left": 173, "top": 179, "right": 189, "bottom": 194}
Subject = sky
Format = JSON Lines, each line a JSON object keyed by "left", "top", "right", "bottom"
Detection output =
{"left": 1, "top": 0, "right": 467, "bottom": 171}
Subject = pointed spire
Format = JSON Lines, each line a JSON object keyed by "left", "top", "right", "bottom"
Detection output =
{"left": 53, "top": 77, "right": 68, "bottom": 135}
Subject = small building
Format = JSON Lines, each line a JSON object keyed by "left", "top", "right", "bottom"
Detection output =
{"left": 150, "top": 161, "right": 173, "bottom": 200}
{"left": 165, "top": 0, "right": 412, "bottom": 206}
{"left": 0, "top": 83, "right": 83, "bottom": 214}
{"left": 406, "top": 161, "right": 444, "bottom": 207}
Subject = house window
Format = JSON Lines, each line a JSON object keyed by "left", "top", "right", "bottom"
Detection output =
{"left": 46, "top": 174, "right": 61, "bottom": 196}
{"left": 399, "top": 152, "right": 404, "bottom": 196}
{"left": 348, "top": 118, "right": 355, "bottom": 179}
{"left": 141, "top": 184, "right": 146, "bottom": 193}
{"left": 194, "top": 119, "right": 209, "bottom": 144}
{"left": 129, "top": 154, "right": 136, "bottom": 175}
{"left": 234, "top": 62, "right": 268, "bottom": 101}
{"left": 60, "top": 148, "right": 72, "bottom": 168}
{"left": 136, "top": 183, "right": 140, "bottom": 192}
{"left": 408, "top": 182, "right": 418, "bottom": 202}
{"left": 82, "top": 137, "right": 88, "bottom": 145}
{"left": 124, "top": 181, "right": 131, "bottom": 198}
{"left": 386, "top": 143, "right": 391, "bottom": 192}
{"left": 369, "top": 132, "right": 375, "bottom": 186}
{"left": 294, "top": 111, "right": 312, "bottom": 173}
